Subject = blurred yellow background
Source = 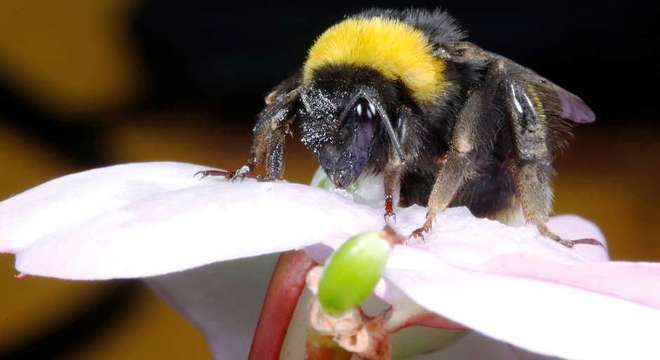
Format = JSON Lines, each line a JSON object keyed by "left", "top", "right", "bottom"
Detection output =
{"left": 0, "top": 1, "right": 658, "bottom": 359}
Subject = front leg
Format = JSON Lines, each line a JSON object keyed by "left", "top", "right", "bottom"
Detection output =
{"left": 411, "top": 142, "right": 476, "bottom": 238}
{"left": 382, "top": 107, "right": 414, "bottom": 223}
{"left": 411, "top": 80, "right": 498, "bottom": 238}
{"left": 383, "top": 160, "right": 403, "bottom": 223}
{"left": 194, "top": 120, "right": 284, "bottom": 182}
{"left": 251, "top": 115, "right": 289, "bottom": 181}
{"left": 199, "top": 75, "right": 301, "bottom": 182}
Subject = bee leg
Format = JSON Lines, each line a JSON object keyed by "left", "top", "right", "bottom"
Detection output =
{"left": 410, "top": 144, "right": 475, "bottom": 239}
{"left": 260, "top": 121, "right": 288, "bottom": 181}
{"left": 513, "top": 160, "right": 554, "bottom": 237}
{"left": 195, "top": 131, "right": 264, "bottom": 181}
{"left": 513, "top": 165, "right": 602, "bottom": 248}
{"left": 196, "top": 111, "right": 290, "bottom": 182}
{"left": 506, "top": 79, "right": 561, "bottom": 244}
{"left": 194, "top": 165, "right": 261, "bottom": 181}
{"left": 213, "top": 76, "right": 300, "bottom": 182}
{"left": 194, "top": 169, "right": 234, "bottom": 179}
{"left": 410, "top": 83, "right": 497, "bottom": 239}
{"left": 245, "top": 115, "right": 290, "bottom": 182}
{"left": 506, "top": 80, "right": 601, "bottom": 248}
{"left": 383, "top": 160, "right": 403, "bottom": 223}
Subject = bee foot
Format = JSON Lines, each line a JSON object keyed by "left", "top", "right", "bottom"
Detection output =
{"left": 194, "top": 169, "right": 233, "bottom": 179}
{"left": 195, "top": 165, "right": 261, "bottom": 182}
{"left": 384, "top": 212, "right": 397, "bottom": 225}
{"left": 537, "top": 223, "right": 605, "bottom": 249}
{"left": 558, "top": 238, "right": 605, "bottom": 249}
{"left": 409, "top": 226, "right": 429, "bottom": 243}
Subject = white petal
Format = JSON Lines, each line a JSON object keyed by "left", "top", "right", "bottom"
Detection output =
{"left": 384, "top": 246, "right": 660, "bottom": 360}
{"left": 547, "top": 215, "right": 608, "bottom": 261}
{"left": 0, "top": 162, "right": 211, "bottom": 253}
{"left": 310, "top": 167, "right": 388, "bottom": 207}
{"left": 394, "top": 207, "right": 597, "bottom": 266}
{"left": 15, "top": 178, "right": 381, "bottom": 279}
{"left": 146, "top": 253, "right": 279, "bottom": 359}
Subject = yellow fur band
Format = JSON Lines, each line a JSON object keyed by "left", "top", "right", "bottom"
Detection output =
{"left": 303, "top": 17, "right": 446, "bottom": 103}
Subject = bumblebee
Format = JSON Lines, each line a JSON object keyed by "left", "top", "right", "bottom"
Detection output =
{"left": 213, "top": 8, "right": 596, "bottom": 245}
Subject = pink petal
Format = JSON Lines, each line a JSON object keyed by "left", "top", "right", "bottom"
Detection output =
{"left": 13, "top": 172, "right": 381, "bottom": 279}
{"left": 482, "top": 256, "right": 660, "bottom": 309}
{"left": 547, "top": 215, "right": 608, "bottom": 261}
{"left": 7, "top": 162, "right": 655, "bottom": 359}
{"left": 394, "top": 207, "right": 595, "bottom": 266}
{"left": 383, "top": 246, "right": 660, "bottom": 360}
{"left": 308, "top": 206, "right": 649, "bottom": 359}
{"left": 0, "top": 162, "right": 211, "bottom": 253}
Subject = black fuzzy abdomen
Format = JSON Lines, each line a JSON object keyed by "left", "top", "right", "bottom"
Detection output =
{"left": 398, "top": 167, "right": 437, "bottom": 208}
{"left": 398, "top": 152, "right": 516, "bottom": 218}
{"left": 451, "top": 158, "right": 516, "bottom": 217}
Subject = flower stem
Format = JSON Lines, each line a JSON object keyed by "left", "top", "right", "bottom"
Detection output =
{"left": 249, "top": 250, "right": 316, "bottom": 360}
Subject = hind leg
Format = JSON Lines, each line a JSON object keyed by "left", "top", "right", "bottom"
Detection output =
{"left": 506, "top": 80, "right": 601, "bottom": 248}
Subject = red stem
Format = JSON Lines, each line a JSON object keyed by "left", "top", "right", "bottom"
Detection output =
{"left": 249, "top": 250, "right": 317, "bottom": 360}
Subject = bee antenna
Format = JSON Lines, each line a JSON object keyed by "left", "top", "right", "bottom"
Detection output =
{"left": 358, "top": 89, "right": 406, "bottom": 163}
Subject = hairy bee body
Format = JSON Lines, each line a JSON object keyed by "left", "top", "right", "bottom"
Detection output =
{"left": 241, "top": 8, "right": 595, "bottom": 243}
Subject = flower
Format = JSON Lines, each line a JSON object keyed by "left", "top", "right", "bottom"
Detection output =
{"left": 1, "top": 161, "right": 660, "bottom": 359}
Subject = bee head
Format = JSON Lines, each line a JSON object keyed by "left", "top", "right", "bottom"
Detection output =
{"left": 298, "top": 67, "right": 405, "bottom": 189}
{"left": 309, "top": 95, "right": 379, "bottom": 189}
{"left": 294, "top": 14, "right": 450, "bottom": 188}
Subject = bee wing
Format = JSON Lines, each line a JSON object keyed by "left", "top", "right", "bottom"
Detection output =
{"left": 447, "top": 42, "right": 595, "bottom": 125}
{"left": 502, "top": 67, "right": 596, "bottom": 152}
{"left": 516, "top": 71, "right": 596, "bottom": 124}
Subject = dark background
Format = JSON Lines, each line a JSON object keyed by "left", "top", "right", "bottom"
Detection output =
{"left": 0, "top": 1, "right": 658, "bottom": 358}
{"left": 131, "top": 0, "right": 659, "bottom": 122}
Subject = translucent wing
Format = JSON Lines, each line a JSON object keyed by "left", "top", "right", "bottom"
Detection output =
{"left": 504, "top": 63, "right": 596, "bottom": 152}
{"left": 516, "top": 70, "right": 596, "bottom": 124}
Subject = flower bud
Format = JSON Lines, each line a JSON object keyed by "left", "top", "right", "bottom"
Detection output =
{"left": 318, "top": 231, "right": 392, "bottom": 316}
